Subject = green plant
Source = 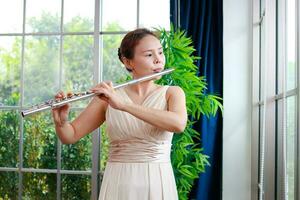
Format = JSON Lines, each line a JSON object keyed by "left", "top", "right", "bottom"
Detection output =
{"left": 157, "top": 26, "right": 223, "bottom": 200}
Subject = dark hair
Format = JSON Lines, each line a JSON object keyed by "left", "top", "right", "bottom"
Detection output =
{"left": 118, "top": 28, "right": 158, "bottom": 72}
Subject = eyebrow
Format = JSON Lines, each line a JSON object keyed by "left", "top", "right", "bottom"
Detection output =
{"left": 142, "top": 47, "right": 163, "bottom": 53}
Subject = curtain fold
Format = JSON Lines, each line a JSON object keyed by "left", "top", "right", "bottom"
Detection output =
{"left": 170, "top": 0, "right": 223, "bottom": 199}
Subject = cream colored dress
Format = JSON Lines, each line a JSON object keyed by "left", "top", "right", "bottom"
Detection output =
{"left": 98, "top": 85, "right": 178, "bottom": 200}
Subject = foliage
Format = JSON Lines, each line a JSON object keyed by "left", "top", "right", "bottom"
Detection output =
{"left": 0, "top": 95, "right": 19, "bottom": 199}
{"left": 157, "top": 26, "right": 223, "bottom": 200}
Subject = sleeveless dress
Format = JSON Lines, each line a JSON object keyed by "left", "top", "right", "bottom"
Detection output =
{"left": 98, "top": 85, "right": 178, "bottom": 200}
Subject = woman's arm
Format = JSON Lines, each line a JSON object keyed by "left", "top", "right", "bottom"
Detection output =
{"left": 90, "top": 82, "right": 187, "bottom": 133}
{"left": 53, "top": 97, "right": 108, "bottom": 144}
{"left": 121, "top": 86, "right": 187, "bottom": 133}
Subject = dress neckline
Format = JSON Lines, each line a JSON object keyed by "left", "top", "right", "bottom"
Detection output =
{"left": 123, "top": 86, "right": 166, "bottom": 106}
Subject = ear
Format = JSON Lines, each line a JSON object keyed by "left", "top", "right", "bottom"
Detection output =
{"left": 122, "top": 58, "right": 134, "bottom": 71}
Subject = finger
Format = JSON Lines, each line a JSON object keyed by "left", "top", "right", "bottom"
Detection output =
{"left": 51, "top": 109, "right": 61, "bottom": 125}
{"left": 90, "top": 82, "right": 106, "bottom": 91}
{"left": 90, "top": 87, "right": 104, "bottom": 93}
{"left": 100, "top": 82, "right": 110, "bottom": 89}
{"left": 67, "top": 91, "right": 73, "bottom": 98}
{"left": 99, "top": 96, "right": 109, "bottom": 102}
{"left": 55, "top": 91, "right": 66, "bottom": 99}
{"left": 55, "top": 91, "right": 62, "bottom": 98}
{"left": 107, "top": 81, "right": 113, "bottom": 88}
{"left": 60, "top": 91, "right": 66, "bottom": 98}
{"left": 94, "top": 88, "right": 110, "bottom": 98}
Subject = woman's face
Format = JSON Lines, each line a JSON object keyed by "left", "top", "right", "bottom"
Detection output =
{"left": 127, "top": 35, "right": 165, "bottom": 78}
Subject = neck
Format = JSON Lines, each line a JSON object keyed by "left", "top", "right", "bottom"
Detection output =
{"left": 128, "top": 80, "right": 157, "bottom": 96}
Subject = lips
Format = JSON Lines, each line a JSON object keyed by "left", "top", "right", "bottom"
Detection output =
{"left": 153, "top": 68, "right": 163, "bottom": 73}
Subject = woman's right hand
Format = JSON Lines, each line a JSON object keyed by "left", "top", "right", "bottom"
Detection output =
{"left": 51, "top": 91, "right": 71, "bottom": 127}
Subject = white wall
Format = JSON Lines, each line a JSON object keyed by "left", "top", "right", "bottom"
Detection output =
{"left": 223, "top": 0, "right": 252, "bottom": 199}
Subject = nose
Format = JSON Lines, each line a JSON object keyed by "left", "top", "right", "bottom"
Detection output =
{"left": 153, "top": 54, "right": 162, "bottom": 64}
{"left": 154, "top": 59, "right": 160, "bottom": 64}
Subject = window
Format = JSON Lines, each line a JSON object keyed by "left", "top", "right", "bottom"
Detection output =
{"left": 252, "top": 0, "right": 299, "bottom": 199}
{"left": 0, "top": 0, "right": 170, "bottom": 199}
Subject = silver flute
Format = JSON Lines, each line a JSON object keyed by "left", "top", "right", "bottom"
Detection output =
{"left": 21, "top": 68, "right": 174, "bottom": 117}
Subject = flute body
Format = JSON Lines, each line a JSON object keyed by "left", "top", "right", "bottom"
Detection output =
{"left": 21, "top": 68, "right": 174, "bottom": 117}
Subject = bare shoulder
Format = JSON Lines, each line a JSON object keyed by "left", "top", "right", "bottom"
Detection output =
{"left": 166, "top": 85, "right": 185, "bottom": 100}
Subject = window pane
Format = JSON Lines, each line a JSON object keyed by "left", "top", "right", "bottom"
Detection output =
{"left": 61, "top": 174, "right": 91, "bottom": 199}
{"left": 286, "top": 0, "right": 296, "bottom": 90}
{"left": 139, "top": 0, "right": 170, "bottom": 30}
{"left": 102, "top": 34, "right": 130, "bottom": 82}
{"left": 61, "top": 110, "right": 92, "bottom": 170}
{"left": 0, "top": 36, "right": 21, "bottom": 106}
{"left": 286, "top": 96, "right": 296, "bottom": 199}
{"left": 63, "top": 35, "right": 94, "bottom": 108}
{"left": 0, "top": 0, "right": 23, "bottom": 33}
{"left": 24, "top": 36, "right": 60, "bottom": 107}
{"left": 102, "top": 0, "right": 137, "bottom": 31}
{"left": 0, "top": 171, "right": 18, "bottom": 199}
{"left": 23, "top": 112, "right": 57, "bottom": 169}
{"left": 0, "top": 111, "right": 19, "bottom": 168}
{"left": 26, "top": 0, "right": 61, "bottom": 33}
{"left": 64, "top": 0, "right": 94, "bottom": 32}
{"left": 23, "top": 172, "right": 56, "bottom": 199}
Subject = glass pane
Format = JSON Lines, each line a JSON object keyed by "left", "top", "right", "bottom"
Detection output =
{"left": 23, "top": 112, "right": 57, "bottom": 169}
{"left": 0, "top": 171, "right": 18, "bottom": 199}
{"left": 286, "top": 96, "right": 296, "bottom": 199}
{"left": 102, "top": 34, "right": 130, "bottom": 83}
{"left": 61, "top": 174, "right": 91, "bottom": 199}
{"left": 0, "top": 0, "right": 23, "bottom": 33}
{"left": 0, "top": 111, "right": 20, "bottom": 167}
{"left": 0, "top": 36, "right": 21, "bottom": 106}
{"left": 24, "top": 36, "right": 60, "bottom": 107}
{"left": 62, "top": 35, "right": 94, "bottom": 108}
{"left": 139, "top": 0, "right": 170, "bottom": 30}
{"left": 64, "top": 0, "right": 94, "bottom": 32}
{"left": 23, "top": 172, "right": 56, "bottom": 199}
{"left": 102, "top": 0, "right": 137, "bottom": 31}
{"left": 26, "top": 0, "right": 61, "bottom": 33}
{"left": 286, "top": 0, "right": 296, "bottom": 90}
{"left": 61, "top": 110, "right": 92, "bottom": 170}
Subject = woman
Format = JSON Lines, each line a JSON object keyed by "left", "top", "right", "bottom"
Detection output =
{"left": 52, "top": 28, "right": 187, "bottom": 200}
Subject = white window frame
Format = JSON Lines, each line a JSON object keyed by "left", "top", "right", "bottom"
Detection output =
{"left": 0, "top": 0, "right": 170, "bottom": 199}
{"left": 252, "top": 0, "right": 300, "bottom": 199}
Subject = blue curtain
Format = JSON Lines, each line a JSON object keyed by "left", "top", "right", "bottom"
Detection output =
{"left": 170, "top": 0, "right": 223, "bottom": 199}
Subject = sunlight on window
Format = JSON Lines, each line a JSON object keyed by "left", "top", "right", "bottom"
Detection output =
{"left": 0, "top": 0, "right": 23, "bottom": 33}
{"left": 286, "top": 96, "right": 296, "bottom": 200}
{"left": 64, "top": 0, "right": 95, "bottom": 32}
{"left": 26, "top": 0, "right": 61, "bottom": 33}
{"left": 286, "top": 0, "right": 296, "bottom": 91}
{"left": 286, "top": 0, "right": 297, "bottom": 198}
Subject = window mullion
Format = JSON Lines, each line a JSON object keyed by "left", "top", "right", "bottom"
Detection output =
{"left": 18, "top": 0, "right": 27, "bottom": 199}
{"left": 296, "top": 0, "right": 300, "bottom": 198}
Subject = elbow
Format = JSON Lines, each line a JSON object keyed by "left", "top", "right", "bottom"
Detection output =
{"left": 174, "top": 125, "right": 185, "bottom": 133}
{"left": 60, "top": 138, "right": 75, "bottom": 145}
{"left": 173, "top": 121, "right": 187, "bottom": 133}
{"left": 58, "top": 133, "right": 77, "bottom": 145}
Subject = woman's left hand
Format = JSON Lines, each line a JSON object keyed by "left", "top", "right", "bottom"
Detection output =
{"left": 90, "top": 81, "right": 125, "bottom": 110}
